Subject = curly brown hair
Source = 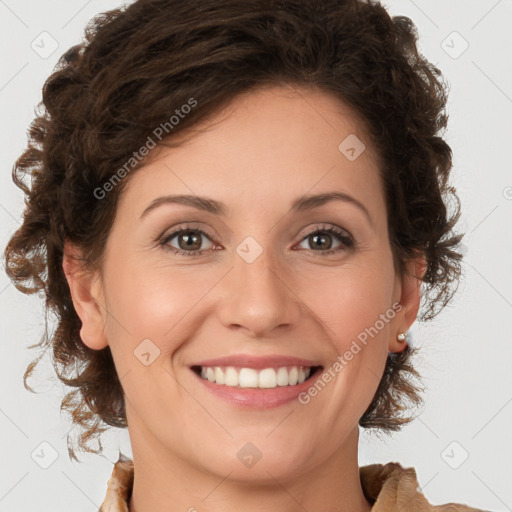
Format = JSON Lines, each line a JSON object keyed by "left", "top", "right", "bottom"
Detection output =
{"left": 4, "top": 0, "right": 463, "bottom": 461}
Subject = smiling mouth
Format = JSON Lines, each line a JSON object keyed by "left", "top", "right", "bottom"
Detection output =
{"left": 191, "top": 365, "right": 323, "bottom": 389}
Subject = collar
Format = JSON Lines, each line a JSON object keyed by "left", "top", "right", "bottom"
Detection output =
{"left": 99, "top": 454, "right": 485, "bottom": 512}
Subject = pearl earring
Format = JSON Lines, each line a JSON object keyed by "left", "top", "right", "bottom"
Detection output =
{"left": 397, "top": 332, "right": 407, "bottom": 342}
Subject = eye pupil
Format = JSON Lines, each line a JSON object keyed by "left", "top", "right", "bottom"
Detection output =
{"left": 310, "top": 233, "right": 332, "bottom": 250}
{"left": 179, "top": 230, "right": 201, "bottom": 251}
{"left": 165, "top": 226, "right": 350, "bottom": 256}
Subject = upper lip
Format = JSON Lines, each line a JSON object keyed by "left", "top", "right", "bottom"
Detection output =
{"left": 191, "top": 354, "right": 323, "bottom": 369}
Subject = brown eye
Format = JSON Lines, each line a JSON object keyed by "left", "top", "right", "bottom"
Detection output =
{"left": 308, "top": 232, "right": 333, "bottom": 251}
{"left": 176, "top": 230, "right": 202, "bottom": 251}
{"left": 161, "top": 228, "right": 214, "bottom": 255}
{"left": 297, "top": 226, "right": 354, "bottom": 254}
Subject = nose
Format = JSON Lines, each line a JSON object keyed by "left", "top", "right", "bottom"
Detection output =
{"left": 216, "top": 247, "right": 302, "bottom": 338}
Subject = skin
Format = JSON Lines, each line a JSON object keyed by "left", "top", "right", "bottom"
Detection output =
{"left": 63, "top": 84, "right": 425, "bottom": 512}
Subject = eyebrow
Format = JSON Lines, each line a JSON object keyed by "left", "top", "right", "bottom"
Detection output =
{"left": 140, "top": 191, "right": 373, "bottom": 226}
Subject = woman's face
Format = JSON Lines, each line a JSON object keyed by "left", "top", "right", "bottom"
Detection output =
{"left": 69, "top": 84, "right": 421, "bottom": 481}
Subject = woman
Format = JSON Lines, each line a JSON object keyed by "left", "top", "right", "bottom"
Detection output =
{"left": 3, "top": 0, "right": 489, "bottom": 510}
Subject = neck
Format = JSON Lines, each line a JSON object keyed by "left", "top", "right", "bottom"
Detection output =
{"left": 127, "top": 419, "right": 372, "bottom": 512}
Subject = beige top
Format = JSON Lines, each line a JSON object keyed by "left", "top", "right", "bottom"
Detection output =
{"left": 98, "top": 454, "right": 489, "bottom": 512}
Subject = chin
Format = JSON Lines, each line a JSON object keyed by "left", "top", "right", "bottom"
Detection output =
{"left": 190, "top": 436, "right": 318, "bottom": 484}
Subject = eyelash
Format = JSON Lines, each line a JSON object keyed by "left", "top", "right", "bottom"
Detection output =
{"left": 159, "top": 224, "right": 355, "bottom": 257}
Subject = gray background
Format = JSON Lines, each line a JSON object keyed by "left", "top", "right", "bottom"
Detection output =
{"left": 1, "top": 1, "right": 511, "bottom": 510}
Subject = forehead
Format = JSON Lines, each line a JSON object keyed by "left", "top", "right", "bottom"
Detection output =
{"left": 118, "top": 84, "right": 385, "bottom": 224}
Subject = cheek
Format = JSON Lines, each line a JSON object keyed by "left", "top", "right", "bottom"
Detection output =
{"left": 100, "top": 266, "right": 210, "bottom": 407}
{"left": 102, "top": 261, "right": 216, "bottom": 355}
{"left": 301, "top": 259, "right": 396, "bottom": 342}
{"left": 299, "top": 258, "right": 394, "bottom": 397}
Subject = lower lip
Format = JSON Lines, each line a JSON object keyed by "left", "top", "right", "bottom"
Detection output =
{"left": 191, "top": 368, "right": 322, "bottom": 409}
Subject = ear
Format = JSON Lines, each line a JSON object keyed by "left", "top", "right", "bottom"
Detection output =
{"left": 389, "top": 255, "right": 427, "bottom": 353}
{"left": 62, "top": 240, "right": 109, "bottom": 350}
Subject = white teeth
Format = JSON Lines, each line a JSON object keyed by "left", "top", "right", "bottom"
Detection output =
{"left": 206, "top": 367, "right": 215, "bottom": 382}
{"left": 288, "top": 366, "right": 299, "bottom": 385}
{"left": 224, "top": 367, "right": 239, "bottom": 387}
{"left": 276, "top": 367, "right": 289, "bottom": 386}
{"left": 239, "top": 368, "right": 258, "bottom": 388}
{"left": 197, "top": 365, "right": 313, "bottom": 388}
{"left": 258, "top": 368, "right": 277, "bottom": 388}
{"left": 214, "top": 367, "right": 225, "bottom": 385}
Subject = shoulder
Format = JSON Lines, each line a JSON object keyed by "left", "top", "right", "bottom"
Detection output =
{"left": 99, "top": 454, "right": 134, "bottom": 512}
{"left": 359, "top": 461, "right": 492, "bottom": 512}
{"left": 99, "top": 456, "right": 492, "bottom": 512}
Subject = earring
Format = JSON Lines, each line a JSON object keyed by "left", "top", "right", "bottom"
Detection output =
{"left": 397, "top": 332, "right": 407, "bottom": 342}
